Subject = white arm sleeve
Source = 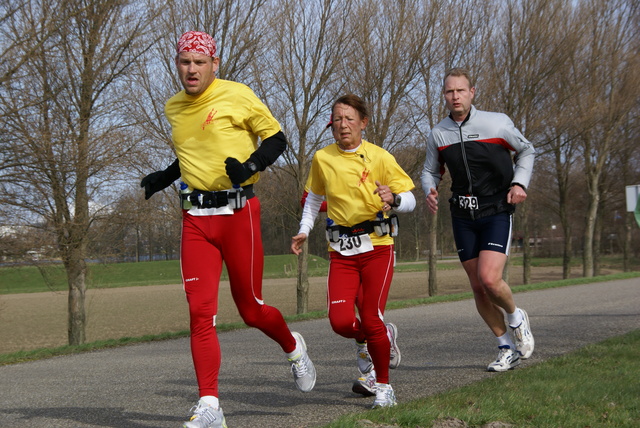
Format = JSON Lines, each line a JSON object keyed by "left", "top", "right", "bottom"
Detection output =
{"left": 298, "top": 190, "right": 323, "bottom": 235}
{"left": 394, "top": 190, "right": 416, "bottom": 213}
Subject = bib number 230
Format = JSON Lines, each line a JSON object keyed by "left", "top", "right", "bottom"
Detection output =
{"left": 329, "top": 234, "right": 374, "bottom": 256}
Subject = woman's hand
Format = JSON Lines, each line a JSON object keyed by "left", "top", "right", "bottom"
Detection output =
{"left": 374, "top": 180, "right": 393, "bottom": 211}
{"left": 291, "top": 233, "right": 308, "bottom": 255}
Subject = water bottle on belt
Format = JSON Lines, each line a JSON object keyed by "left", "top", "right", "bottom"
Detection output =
{"left": 326, "top": 218, "right": 339, "bottom": 242}
{"left": 228, "top": 185, "right": 247, "bottom": 209}
{"left": 180, "top": 182, "right": 192, "bottom": 210}
{"left": 374, "top": 211, "right": 389, "bottom": 236}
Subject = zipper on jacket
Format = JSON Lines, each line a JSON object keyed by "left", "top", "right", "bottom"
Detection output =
{"left": 457, "top": 123, "right": 476, "bottom": 220}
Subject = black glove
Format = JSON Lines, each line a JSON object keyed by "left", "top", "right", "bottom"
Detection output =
{"left": 223, "top": 132, "right": 286, "bottom": 185}
{"left": 225, "top": 157, "right": 256, "bottom": 185}
{"left": 140, "top": 158, "right": 180, "bottom": 200}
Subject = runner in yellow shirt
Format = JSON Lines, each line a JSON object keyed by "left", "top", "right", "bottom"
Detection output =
{"left": 140, "top": 31, "right": 315, "bottom": 428}
{"left": 291, "top": 94, "right": 415, "bottom": 408}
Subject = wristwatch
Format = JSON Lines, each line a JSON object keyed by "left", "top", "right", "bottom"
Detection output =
{"left": 390, "top": 193, "right": 402, "bottom": 208}
{"left": 246, "top": 161, "right": 258, "bottom": 174}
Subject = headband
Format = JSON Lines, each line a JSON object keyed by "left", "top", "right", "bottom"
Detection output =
{"left": 177, "top": 31, "right": 217, "bottom": 57}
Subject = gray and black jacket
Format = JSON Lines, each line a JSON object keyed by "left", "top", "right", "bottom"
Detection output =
{"left": 420, "top": 105, "right": 535, "bottom": 220}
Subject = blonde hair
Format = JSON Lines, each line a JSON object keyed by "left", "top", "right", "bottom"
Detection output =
{"left": 443, "top": 67, "right": 475, "bottom": 89}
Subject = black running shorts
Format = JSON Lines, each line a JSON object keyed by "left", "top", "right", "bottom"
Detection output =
{"left": 451, "top": 212, "right": 512, "bottom": 262}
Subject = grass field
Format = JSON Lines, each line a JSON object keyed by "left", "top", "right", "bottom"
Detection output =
{"left": 1, "top": 257, "right": 639, "bottom": 427}
{"left": 0, "top": 254, "right": 471, "bottom": 294}
{"left": 2, "top": 254, "right": 634, "bottom": 295}
{"left": 0, "top": 255, "right": 331, "bottom": 294}
{"left": 321, "top": 330, "right": 640, "bottom": 427}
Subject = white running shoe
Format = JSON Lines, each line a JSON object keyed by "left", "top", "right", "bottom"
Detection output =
{"left": 372, "top": 382, "right": 397, "bottom": 408}
{"left": 183, "top": 399, "right": 228, "bottom": 428}
{"left": 487, "top": 346, "right": 520, "bottom": 372}
{"left": 512, "top": 308, "right": 534, "bottom": 359}
{"left": 355, "top": 340, "right": 373, "bottom": 374}
{"left": 288, "top": 332, "right": 316, "bottom": 392}
{"left": 386, "top": 322, "right": 401, "bottom": 369}
{"left": 352, "top": 369, "right": 377, "bottom": 396}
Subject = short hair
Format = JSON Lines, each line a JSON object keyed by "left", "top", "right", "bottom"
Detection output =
{"left": 332, "top": 94, "right": 369, "bottom": 120}
{"left": 443, "top": 67, "right": 475, "bottom": 89}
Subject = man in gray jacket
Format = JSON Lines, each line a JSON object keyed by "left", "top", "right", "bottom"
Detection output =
{"left": 421, "top": 67, "right": 535, "bottom": 372}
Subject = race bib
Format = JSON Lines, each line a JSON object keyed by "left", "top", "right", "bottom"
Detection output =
{"left": 187, "top": 205, "right": 234, "bottom": 216}
{"left": 329, "top": 234, "right": 374, "bottom": 256}
{"left": 458, "top": 195, "right": 479, "bottom": 210}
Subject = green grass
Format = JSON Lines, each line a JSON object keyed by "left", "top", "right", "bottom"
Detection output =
{"left": 0, "top": 268, "right": 640, "bottom": 428}
{"left": 1, "top": 271, "right": 637, "bottom": 367}
{"left": 321, "top": 330, "right": 640, "bottom": 428}
{"left": 0, "top": 254, "right": 460, "bottom": 294}
{"left": 0, "top": 255, "right": 333, "bottom": 294}
{"left": 0, "top": 260, "right": 184, "bottom": 293}
{"left": 2, "top": 255, "right": 636, "bottom": 295}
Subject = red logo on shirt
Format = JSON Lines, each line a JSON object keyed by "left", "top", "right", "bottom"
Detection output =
{"left": 359, "top": 169, "right": 370, "bottom": 186}
{"left": 202, "top": 108, "right": 217, "bottom": 129}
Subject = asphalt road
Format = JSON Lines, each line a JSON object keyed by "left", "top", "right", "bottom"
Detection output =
{"left": 1, "top": 278, "right": 638, "bottom": 428}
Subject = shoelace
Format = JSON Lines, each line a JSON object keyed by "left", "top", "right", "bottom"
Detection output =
{"left": 513, "top": 323, "right": 531, "bottom": 343}
{"left": 360, "top": 373, "right": 376, "bottom": 388}
{"left": 496, "top": 348, "right": 510, "bottom": 360}
{"left": 290, "top": 354, "right": 309, "bottom": 377}
{"left": 190, "top": 405, "right": 219, "bottom": 424}
{"left": 374, "top": 386, "right": 395, "bottom": 405}
{"left": 388, "top": 328, "right": 398, "bottom": 357}
{"left": 513, "top": 327, "right": 523, "bottom": 341}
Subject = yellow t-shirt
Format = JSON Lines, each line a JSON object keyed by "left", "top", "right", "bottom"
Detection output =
{"left": 308, "top": 140, "right": 415, "bottom": 246}
{"left": 165, "top": 78, "right": 281, "bottom": 191}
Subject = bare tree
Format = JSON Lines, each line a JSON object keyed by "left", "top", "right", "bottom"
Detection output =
{"left": 415, "top": 0, "right": 496, "bottom": 294}
{"left": 570, "top": 0, "right": 640, "bottom": 276}
{"left": 0, "top": 1, "right": 54, "bottom": 89}
{"left": 0, "top": 0, "right": 163, "bottom": 345}
{"left": 616, "top": 117, "right": 640, "bottom": 270}
{"left": 257, "top": 0, "right": 354, "bottom": 313}
{"left": 129, "top": 0, "right": 271, "bottom": 153}
{"left": 119, "top": 0, "right": 274, "bottom": 276}
{"left": 479, "top": 0, "right": 573, "bottom": 283}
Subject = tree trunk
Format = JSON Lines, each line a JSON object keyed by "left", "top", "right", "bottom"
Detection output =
{"left": 66, "top": 249, "right": 87, "bottom": 345}
{"left": 582, "top": 203, "right": 597, "bottom": 277}
{"left": 623, "top": 218, "right": 631, "bottom": 272}
{"left": 521, "top": 204, "right": 531, "bottom": 284}
{"left": 414, "top": 218, "right": 420, "bottom": 262}
{"left": 562, "top": 230, "right": 572, "bottom": 279}
{"left": 428, "top": 212, "right": 438, "bottom": 297}
{"left": 296, "top": 240, "right": 310, "bottom": 314}
{"left": 593, "top": 210, "right": 602, "bottom": 276}
{"left": 136, "top": 226, "right": 141, "bottom": 262}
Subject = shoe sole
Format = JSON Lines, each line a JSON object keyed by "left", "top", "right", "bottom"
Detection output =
{"left": 183, "top": 412, "right": 227, "bottom": 428}
{"left": 517, "top": 309, "right": 534, "bottom": 359}
{"left": 352, "top": 381, "right": 376, "bottom": 396}
{"left": 387, "top": 323, "right": 401, "bottom": 369}
{"left": 372, "top": 402, "right": 397, "bottom": 408}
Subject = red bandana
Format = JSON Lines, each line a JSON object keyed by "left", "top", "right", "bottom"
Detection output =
{"left": 177, "top": 31, "right": 217, "bottom": 58}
